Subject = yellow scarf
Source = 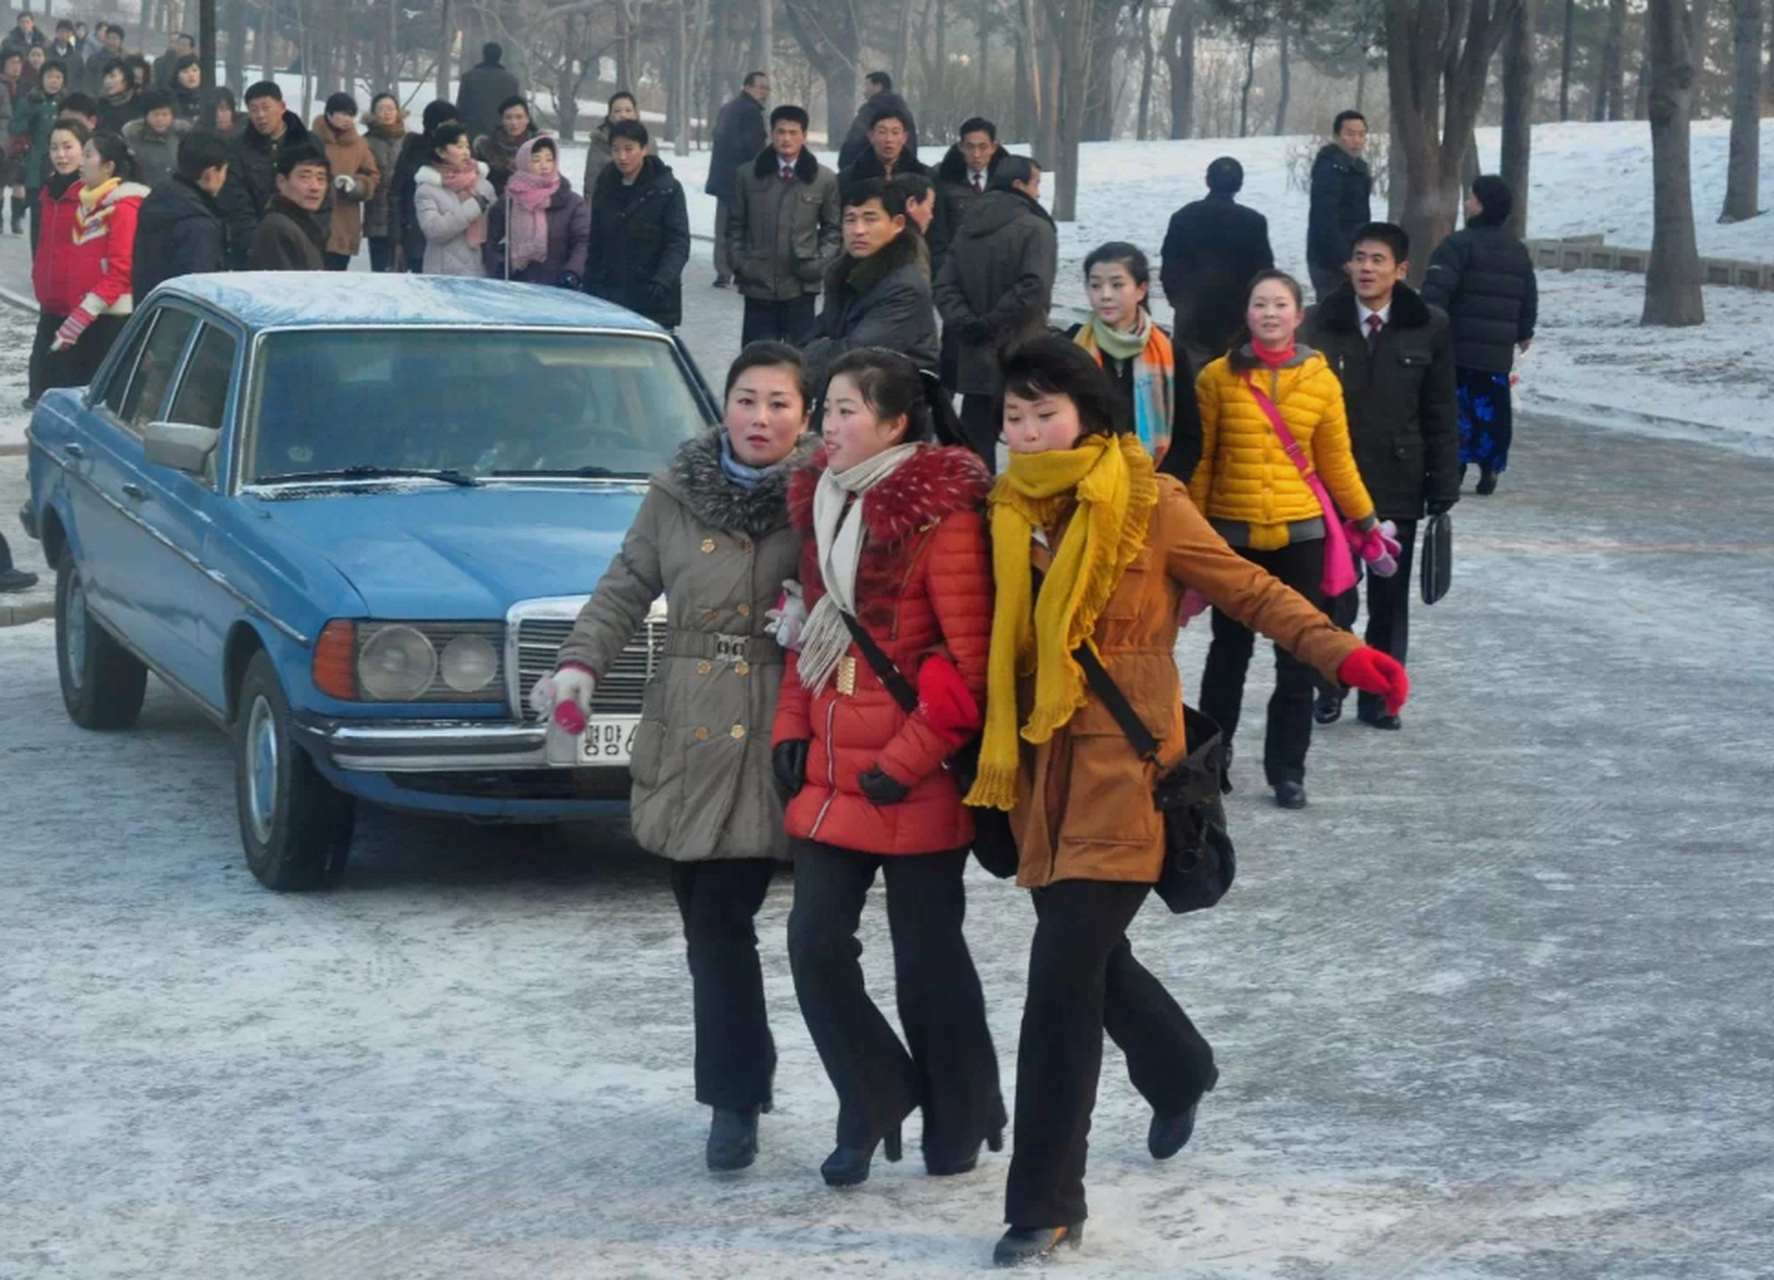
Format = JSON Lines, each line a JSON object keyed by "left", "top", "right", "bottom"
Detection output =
{"left": 73, "top": 177, "right": 123, "bottom": 246}
{"left": 965, "top": 433, "right": 1157, "bottom": 811}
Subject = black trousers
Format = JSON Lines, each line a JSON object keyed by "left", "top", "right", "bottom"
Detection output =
{"left": 28, "top": 310, "right": 58, "bottom": 401}
{"left": 668, "top": 858, "right": 778, "bottom": 1113}
{"left": 1309, "top": 263, "right": 1344, "bottom": 303}
{"left": 787, "top": 840, "right": 1002, "bottom": 1167}
{"left": 37, "top": 313, "right": 127, "bottom": 398}
{"left": 1319, "top": 518, "right": 1418, "bottom": 718}
{"left": 958, "top": 393, "right": 998, "bottom": 474}
{"left": 1197, "top": 538, "right": 1327, "bottom": 786}
{"left": 741, "top": 294, "right": 817, "bottom": 346}
{"left": 1005, "top": 880, "right": 1216, "bottom": 1228}
{"left": 324, "top": 251, "right": 352, "bottom": 271}
{"left": 367, "top": 237, "right": 394, "bottom": 273}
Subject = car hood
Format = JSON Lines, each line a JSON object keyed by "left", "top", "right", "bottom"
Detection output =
{"left": 240, "top": 482, "right": 647, "bottom": 619}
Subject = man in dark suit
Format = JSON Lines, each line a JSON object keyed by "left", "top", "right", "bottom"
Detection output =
{"left": 1159, "top": 156, "right": 1274, "bottom": 375}
{"left": 706, "top": 70, "right": 770, "bottom": 288}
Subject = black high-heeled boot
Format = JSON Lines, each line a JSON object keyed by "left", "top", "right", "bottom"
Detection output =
{"left": 706, "top": 1106, "right": 760, "bottom": 1173}
{"left": 993, "top": 1223, "right": 1084, "bottom": 1266}
{"left": 1149, "top": 1064, "right": 1220, "bottom": 1160}
{"left": 820, "top": 1122, "right": 903, "bottom": 1187}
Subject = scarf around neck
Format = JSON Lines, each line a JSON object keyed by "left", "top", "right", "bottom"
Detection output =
{"left": 73, "top": 176, "right": 123, "bottom": 242}
{"left": 504, "top": 137, "right": 559, "bottom": 271}
{"left": 1075, "top": 309, "right": 1176, "bottom": 463}
{"left": 965, "top": 433, "right": 1158, "bottom": 812}
{"left": 432, "top": 158, "right": 488, "bottom": 247}
{"left": 718, "top": 431, "right": 770, "bottom": 491}
{"left": 796, "top": 443, "right": 920, "bottom": 694}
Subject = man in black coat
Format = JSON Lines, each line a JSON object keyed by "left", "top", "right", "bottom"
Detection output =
{"left": 1301, "top": 222, "right": 1459, "bottom": 731}
{"left": 837, "top": 71, "right": 919, "bottom": 172}
{"left": 801, "top": 178, "right": 939, "bottom": 388}
{"left": 455, "top": 43, "right": 520, "bottom": 147}
{"left": 247, "top": 143, "right": 331, "bottom": 270}
{"left": 1160, "top": 156, "right": 1274, "bottom": 374}
{"left": 1307, "top": 109, "right": 1372, "bottom": 301}
{"left": 132, "top": 130, "right": 231, "bottom": 298}
{"left": 705, "top": 70, "right": 770, "bottom": 289}
{"left": 217, "top": 81, "right": 314, "bottom": 269}
{"left": 585, "top": 121, "right": 691, "bottom": 329}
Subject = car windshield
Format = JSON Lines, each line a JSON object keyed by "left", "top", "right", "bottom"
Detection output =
{"left": 247, "top": 329, "right": 712, "bottom": 484}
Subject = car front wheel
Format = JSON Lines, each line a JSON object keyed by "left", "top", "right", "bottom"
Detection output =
{"left": 55, "top": 558, "right": 147, "bottom": 730}
{"left": 235, "top": 650, "right": 356, "bottom": 891}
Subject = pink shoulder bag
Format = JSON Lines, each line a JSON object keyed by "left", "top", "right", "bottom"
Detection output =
{"left": 1241, "top": 371, "right": 1359, "bottom": 599}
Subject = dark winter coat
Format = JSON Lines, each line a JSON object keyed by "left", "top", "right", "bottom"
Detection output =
{"left": 172, "top": 83, "right": 204, "bottom": 124}
{"left": 1420, "top": 222, "right": 1539, "bottom": 374}
{"left": 934, "top": 142, "right": 1002, "bottom": 232}
{"left": 454, "top": 59, "right": 521, "bottom": 146}
{"left": 96, "top": 89, "right": 145, "bottom": 135}
{"left": 1307, "top": 142, "right": 1372, "bottom": 271}
{"left": 932, "top": 187, "right": 1057, "bottom": 396}
{"left": 836, "top": 90, "right": 919, "bottom": 172}
{"left": 389, "top": 133, "right": 433, "bottom": 262}
{"left": 558, "top": 431, "right": 819, "bottom": 863}
{"left": 839, "top": 145, "right": 953, "bottom": 270}
{"left": 1301, "top": 282, "right": 1461, "bottom": 521}
{"left": 726, "top": 146, "right": 841, "bottom": 302}
{"left": 120, "top": 117, "right": 191, "bottom": 190}
{"left": 7, "top": 84, "right": 64, "bottom": 191}
{"left": 580, "top": 119, "right": 656, "bottom": 212}
{"left": 248, "top": 195, "right": 328, "bottom": 271}
{"left": 772, "top": 443, "right": 993, "bottom": 856}
{"left": 704, "top": 92, "right": 767, "bottom": 202}
{"left": 585, "top": 154, "right": 691, "bottom": 328}
{"left": 484, "top": 176, "right": 590, "bottom": 283}
{"left": 218, "top": 112, "right": 314, "bottom": 270}
{"left": 1064, "top": 319, "right": 1205, "bottom": 485}
{"left": 361, "top": 121, "right": 407, "bottom": 239}
{"left": 132, "top": 174, "right": 228, "bottom": 298}
{"left": 1159, "top": 191, "right": 1275, "bottom": 360}
{"left": 474, "top": 123, "right": 536, "bottom": 196}
{"left": 801, "top": 229, "right": 939, "bottom": 387}
{"left": 2, "top": 25, "right": 45, "bottom": 60}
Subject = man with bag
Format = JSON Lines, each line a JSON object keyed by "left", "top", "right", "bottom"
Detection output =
{"left": 1302, "top": 222, "right": 1459, "bottom": 731}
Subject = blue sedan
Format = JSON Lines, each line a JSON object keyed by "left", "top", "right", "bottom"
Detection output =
{"left": 21, "top": 274, "right": 718, "bottom": 889}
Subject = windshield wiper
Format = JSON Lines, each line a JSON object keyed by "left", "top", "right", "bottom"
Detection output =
{"left": 257, "top": 465, "right": 481, "bottom": 487}
{"left": 489, "top": 466, "right": 640, "bottom": 479}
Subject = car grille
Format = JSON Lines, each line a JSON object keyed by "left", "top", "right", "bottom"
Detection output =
{"left": 509, "top": 600, "right": 665, "bottom": 720}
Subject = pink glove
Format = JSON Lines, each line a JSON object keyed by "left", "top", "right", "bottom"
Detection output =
{"left": 51, "top": 307, "right": 97, "bottom": 352}
{"left": 1345, "top": 518, "right": 1402, "bottom": 578}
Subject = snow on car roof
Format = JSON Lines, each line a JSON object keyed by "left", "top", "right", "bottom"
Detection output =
{"left": 155, "top": 273, "right": 668, "bottom": 335}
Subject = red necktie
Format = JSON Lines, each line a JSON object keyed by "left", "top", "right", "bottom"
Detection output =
{"left": 1366, "top": 313, "right": 1384, "bottom": 353}
{"left": 781, "top": 165, "right": 793, "bottom": 184}
{"left": 972, "top": 172, "right": 984, "bottom": 194}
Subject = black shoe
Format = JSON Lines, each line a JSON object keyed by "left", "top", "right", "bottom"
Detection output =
{"left": 712, "top": 274, "right": 733, "bottom": 289}
{"left": 1149, "top": 1064, "right": 1218, "bottom": 1161}
{"left": 21, "top": 396, "right": 37, "bottom": 411}
{"left": 0, "top": 568, "right": 38, "bottom": 593}
{"left": 821, "top": 1123, "right": 902, "bottom": 1187}
{"left": 1273, "top": 781, "right": 1307, "bottom": 810}
{"left": 1475, "top": 468, "right": 1498, "bottom": 496}
{"left": 1314, "top": 689, "right": 1345, "bottom": 725}
{"left": 706, "top": 1106, "right": 759, "bottom": 1173}
{"left": 1358, "top": 707, "right": 1402, "bottom": 731}
{"left": 994, "top": 1223, "right": 1084, "bottom": 1266}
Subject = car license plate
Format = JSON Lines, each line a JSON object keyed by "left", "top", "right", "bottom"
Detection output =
{"left": 576, "top": 716, "right": 639, "bottom": 765}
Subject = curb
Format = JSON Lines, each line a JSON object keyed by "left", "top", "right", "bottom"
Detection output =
{"left": 0, "top": 283, "right": 35, "bottom": 314}
{"left": 1, "top": 598, "right": 52, "bottom": 627}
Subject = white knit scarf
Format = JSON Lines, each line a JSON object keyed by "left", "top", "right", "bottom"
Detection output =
{"left": 797, "top": 443, "right": 920, "bottom": 694}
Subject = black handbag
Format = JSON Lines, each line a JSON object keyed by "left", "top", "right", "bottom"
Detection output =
{"left": 1420, "top": 511, "right": 1453, "bottom": 605}
{"left": 1072, "top": 643, "right": 1237, "bottom": 915}
{"left": 836, "top": 611, "right": 1020, "bottom": 878}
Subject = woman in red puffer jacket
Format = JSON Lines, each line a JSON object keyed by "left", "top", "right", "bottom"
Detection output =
{"left": 771, "top": 347, "right": 1004, "bottom": 1190}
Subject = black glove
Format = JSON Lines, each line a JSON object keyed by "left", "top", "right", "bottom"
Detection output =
{"left": 959, "top": 318, "right": 992, "bottom": 344}
{"left": 773, "top": 740, "right": 809, "bottom": 797}
{"left": 858, "top": 766, "right": 911, "bottom": 806}
{"left": 646, "top": 280, "right": 672, "bottom": 305}
{"left": 1426, "top": 497, "right": 1458, "bottom": 516}
{"left": 556, "top": 270, "right": 582, "bottom": 291}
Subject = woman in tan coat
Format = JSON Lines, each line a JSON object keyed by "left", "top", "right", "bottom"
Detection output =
{"left": 965, "top": 336, "right": 1407, "bottom": 1266}
{"left": 312, "top": 92, "right": 380, "bottom": 270}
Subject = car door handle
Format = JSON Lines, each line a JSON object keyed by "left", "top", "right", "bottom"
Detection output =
{"left": 122, "top": 483, "right": 147, "bottom": 502}
{"left": 64, "top": 443, "right": 84, "bottom": 458}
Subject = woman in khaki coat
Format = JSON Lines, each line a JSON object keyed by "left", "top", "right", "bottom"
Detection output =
{"left": 534, "top": 342, "right": 817, "bottom": 1176}
{"left": 311, "top": 93, "right": 380, "bottom": 269}
{"left": 965, "top": 336, "right": 1408, "bottom": 1267}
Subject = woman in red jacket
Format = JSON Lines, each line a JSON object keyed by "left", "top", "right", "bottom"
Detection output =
{"left": 37, "top": 128, "right": 146, "bottom": 392}
{"left": 26, "top": 117, "right": 86, "bottom": 404}
{"left": 772, "top": 348, "right": 1005, "bottom": 1187}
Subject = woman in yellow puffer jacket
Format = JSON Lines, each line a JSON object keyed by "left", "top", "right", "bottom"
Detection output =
{"left": 1190, "top": 269, "right": 1377, "bottom": 809}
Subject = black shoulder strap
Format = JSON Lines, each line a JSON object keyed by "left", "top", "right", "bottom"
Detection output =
{"left": 838, "top": 609, "right": 920, "bottom": 715}
{"left": 1032, "top": 562, "right": 1160, "bottom": 762}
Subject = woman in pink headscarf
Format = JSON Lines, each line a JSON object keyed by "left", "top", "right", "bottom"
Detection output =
{"left": 483, "top": 134, "right": 590, "bottom": 289}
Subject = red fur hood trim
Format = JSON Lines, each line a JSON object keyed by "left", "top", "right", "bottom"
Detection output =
{"left": 788, "top": 443, "right": 990, "bottom": 546}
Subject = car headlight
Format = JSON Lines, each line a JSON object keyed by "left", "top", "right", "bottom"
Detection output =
{"left": 358, "top": 625, "right": 438, "bottom": 700}
{"left": 439, "top": 633, "right": 498, "bottom": 694}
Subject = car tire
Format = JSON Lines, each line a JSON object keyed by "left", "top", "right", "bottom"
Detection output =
{"left": 235, "top": 650, "right": 357, "bottom": 891}
{"left": 55, "top": 557, "right": 148, "bottom": 730}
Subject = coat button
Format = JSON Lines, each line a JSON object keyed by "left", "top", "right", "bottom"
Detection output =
{"left": 702, "top": 608, "right": 719, "bottom": 622}
{"left": 736, "top": 602, "right": 751, "bottom": 617}
{"left": 730, "top": 724, "right": 746, "bottom": 739}
{"left": 697, "top": 661, "right": 712, "bottom": 676}
{"left": 694, "top": 726, "right": 710, "bottom": 741}
{"left": 700, "top": 537, "right": 716, "bottom": 554}
{"left": 735, "top": 662, "right": 751, "bottom": 677}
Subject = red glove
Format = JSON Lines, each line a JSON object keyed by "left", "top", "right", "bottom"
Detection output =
{"left": 1337, "top": 647, "right": 1409, "bottom": 715}
{"left": 52, "top": 307, "right": 97, "bottom": 352}
{"left": 916, "top": 653, "right": 981, "bottom": 745}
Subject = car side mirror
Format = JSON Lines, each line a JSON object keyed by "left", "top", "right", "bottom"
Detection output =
{"left": 143, "top": 420, "right": 221, "bottom": 474}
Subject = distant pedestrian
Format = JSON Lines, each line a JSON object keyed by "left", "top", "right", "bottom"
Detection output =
{"left": 474, "top": 94, "right": 535, "bottom": 196}
{"left": 800, "top": 178, "right": 938, "bottom": 387}
{"left": 705, "top": 71, "right": 769, "bottom": 289}
{"left": 170, "top": 54, "right": 204, "bottom": 123}
{"left": 584, "top": 120, "right": 689, "bottom": 326}
{"left": 10, "top": 58, "right": 66, "bottom": 241}
{"left": 360, "top": 94, "right": 406, "bottom": 273}
{"left": 313, "top": 93, "right": 380, "bottom": 270}
{"left": 1160, "top": 156, "right": 1275, "bottom": 375}
{"left": 454, "top": 42, "right": 520, "bottom": 146}
{"left": 0, "top": 50, "right": 27, "bottom": 230}
{"left": 1065, "top": 241, "right": 1199, "bottom": 479}
{"left": 1306, "top": 110, "right": 1372, "bottom": 301}
{"left": 48, "top": 19, "right": 77, "bottom": 66}
{"left": 152, "top": 33, "right": 195, "bottom": 88}
{"left": 581, "top": 90, "right": 653, "bottom": 211}
{"left": 932, "top": 153, "right": 1055, "bottom": 468}
{"left": 247, "top": 141, "right": 331, "bottom": 271}
{"left": 25, "top": 116, "right": 86, "bottom": 403}
{"left": 213, "top": 88, "right": 239, "bottom": 137}
{"left": 132, "top": 128, "right": 231, "bottom": 298}
{"left": 1302, "top": 222, "right": 1459, "bottom": 731}
{"left": 94, "top": 59, "right": 142, "bottom": 133}
{"left": 838, "top": 104, "right": 931, "bottom": 191}
{"left": 412, "top": 121, "right": 494, "bottom": 278}
{"left": 933, "top": 114, "right": 1001, "bottom": 269}
{"left": 836, "top": 70, "right": 918, "bottom": 172}
{"left": 726, "top": 103, "right": 840, "bottom": 345}
{"left": 1192, "top": 270, "right": 1382, "bottom": 811}
{"left": 391, "top": 99, "right": 459, "bottom": 273}
{"left": 119, "top": 89, "right": 189, "bottom": 189}
{"left": 1420, "top": 175, "right": 1538, "bottom": 495}
{"left": 2, "top": 11, "right": 45, "bottom": 62}
{"left": 483, "top": 136, "right": 588, "bottom": 288}
{"left": 40, "top": 128, "right": 145, "bottom": 388}
{"left": 218, "top": 81, "right": 313, "bottom": 269}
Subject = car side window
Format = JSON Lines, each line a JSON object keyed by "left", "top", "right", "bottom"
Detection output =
{"left": 119, "top": 308, "right": 199, "bottom": 436}
{"left": 167, "top": 324, "right": 238, "bottom": 433}
{"left": 99, "top": 312, "right": 157, "bottom": 417}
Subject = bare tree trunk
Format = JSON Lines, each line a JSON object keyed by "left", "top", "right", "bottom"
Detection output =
{"left": 1642, "top": 0, "right": 1706, "bottom": 325}
{"left": 1720, "top": 0, "right": 1763, "bottom": 220}
{"left": 615, "top": 0, "right": 634, "bottom": 90}
{"left": 1037, "top": 0, "right": 1060, "bottom": 166}
{"left": 225, "top": 0, "right": 246, "bottom": 90}
{"left": 1635, "top": 11, "right": 1653, "bottom": 116}
{"left": 342, "top": 0, "right": 357, "bottom": 97}
{"left": 435, "top": 0, "right": 451, "bottom": 101}
{"left": 1592, "top": 0, "right": 1626, "bottom": 119}
{"left": 759, "top": 0, "right": 774, "bottom": 75}
{"left": 1162, "top": 0, "right": 1195, "bottom": 139}
{"left": 1238, "top": 34, "right": 1256, "bottom": 136}
{"left": 1052, "top": 0, "right": 1090, "bottom": 219}
{"left": 1501, "top": 0, "right": 1535, "bottom": 237}
{"left": 1273, "top": 25, "right": 1291, "bottom": 134}
{"left": 1136, "top": 0, "right": 1155, "bottom": 140}
{"left": 1558, "top": 0, "right": 1574, "bottom": 118}
{"left": 934, "top": 0, "right": 949, "bottom": 122}
{"left": 979, "top": 0, "right": 991, "bottom": 105}
{"left": 264, "top": 0, "right": 278, "bottom": 79}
